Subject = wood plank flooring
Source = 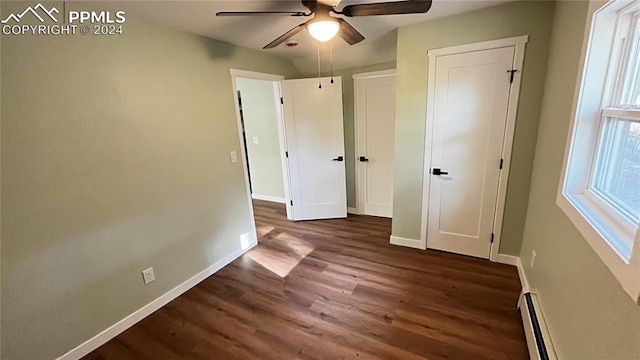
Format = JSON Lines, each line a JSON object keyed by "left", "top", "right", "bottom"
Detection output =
{"left": 84, "top": 200, "right": 528, "bottom": 360}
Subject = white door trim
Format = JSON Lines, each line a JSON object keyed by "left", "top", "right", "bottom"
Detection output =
{"left": 427, "top": 36, "right": 528, "bottom": 58}
{"left": 229, "top": 69, "right": 292, "bottom": 224}
{"left": 353, "top": 69, "right": 396, "bottom": 215}
{"left": 420, "top": 35, "right": 528, "bottom": 262}
{"left": 352, "top": 69, "right": 397, "bottom": 80}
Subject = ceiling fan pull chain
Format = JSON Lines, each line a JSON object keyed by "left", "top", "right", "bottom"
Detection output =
{"left": 317, "top": 42, "right": 322, "bottom": 89}
{"left": 330, "top": 40, "right": 334, "bottom": 84}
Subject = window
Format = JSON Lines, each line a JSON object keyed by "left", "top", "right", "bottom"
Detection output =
{"left": 592, "top": 113, "right": 640, "bottom": 223}
{"left": 588, "top": 2, "right": 640, "bottom": 257}
{"left": 559, "top": 0, "right": 640, "bottom": 302}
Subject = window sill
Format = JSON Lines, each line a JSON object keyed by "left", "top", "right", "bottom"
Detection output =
{"left": 572, "top": 192, "right": 634, "bottom": 260}
{"left": 557, "top": 192, "right": 640, "bottom": 302}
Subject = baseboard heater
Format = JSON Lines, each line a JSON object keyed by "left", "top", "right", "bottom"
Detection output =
{"left": 519, "top": 292, "right": 557, "bottom": 360}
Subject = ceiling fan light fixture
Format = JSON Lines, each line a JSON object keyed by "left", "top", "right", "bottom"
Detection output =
{"left": 307, "top": 19, "right": 340, "bottom": 42}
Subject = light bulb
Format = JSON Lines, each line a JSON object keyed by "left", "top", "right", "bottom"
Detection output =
{"left": 307, "top": 19, "right": 340, "bottom": 42}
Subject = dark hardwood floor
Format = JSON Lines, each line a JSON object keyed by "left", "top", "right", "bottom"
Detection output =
{"left": 84, "top": 200, "right": 527, "bottom": 360}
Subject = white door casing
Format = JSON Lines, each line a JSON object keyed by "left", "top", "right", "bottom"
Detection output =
{"left": 230, "top": 69, "right": 289, "bottom": 241}
{"left": 420, "top": 36, "right": 528, "bottom": 260}
{"left": 281, "top": 77, "right": 347, "bottom": 220}
{"left": 354, "top": 70, "right": 396, "bottom": 218}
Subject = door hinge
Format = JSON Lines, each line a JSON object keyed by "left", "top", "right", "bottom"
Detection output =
{"left": 499, "top": 158, "right": 504, "bottom": 170}
{"left": 290, "top": 200, "right": 293, "bottom": 206}
{"left": 490, "top": 233, "right": 495, "bottom": 243}
{"left": 507, "top": 69, "right": 519, "bottom": 84}
{"left": 280, "top": 97, "right": 284, "bottom": 105}
{"left": 285, "top": 151, "right": 288, "bottom": 158}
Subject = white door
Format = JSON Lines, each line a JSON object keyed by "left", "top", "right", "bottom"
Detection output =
{"left": 281, "top": 77, "right": 347, "bottom": 220}
{"left": 426, "top": 47, "right": 514, "bottom": 259}
{"left": 355, "top": 72, "right": 396, "bottom": 218}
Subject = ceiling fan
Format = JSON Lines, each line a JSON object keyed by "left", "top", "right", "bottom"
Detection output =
{"left": 216, "top": 0, "right": 433, "bottom": 49}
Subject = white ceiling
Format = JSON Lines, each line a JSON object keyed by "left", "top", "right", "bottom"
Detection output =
{"left": 104, "top": 1, "right": 513, "bottom": 74}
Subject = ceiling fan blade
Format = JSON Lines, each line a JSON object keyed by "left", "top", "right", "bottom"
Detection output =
{"left": 263, "top": 22, "right": 308, "bottom": 49}
{"left": 340, "top": 0, "right": 432, "bottom": 17}
{"left": 216, "top": 11, "right": 308, "bottom": 17}
{"left": 337, "top": 18, "right": 365, "bottom": 45}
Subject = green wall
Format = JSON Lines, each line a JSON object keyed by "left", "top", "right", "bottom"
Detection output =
{"left": 0, "top": 6, "right": 299, "bottom": 359}
{"left": 392, "top": 1, "right": 555, "bottom": 255}
{"left": 236, "top": 78, "right": 286, "bottom": 200}
{"left": 519, "top": 1, "right": 640, "bottom": 358}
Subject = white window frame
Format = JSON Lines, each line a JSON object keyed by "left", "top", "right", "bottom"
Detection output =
{"left": 558, "top": 0, "right": 640, "bottom": 302}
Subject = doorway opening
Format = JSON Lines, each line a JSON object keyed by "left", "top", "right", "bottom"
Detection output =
{"left": 237, "top": 90, "right": 253, "bottom": 193}
{"left": 230, "top": 69, "right": 292, "bottom": 234}
{"left": 231, "top": 70, "right": 348, "bottom": 236}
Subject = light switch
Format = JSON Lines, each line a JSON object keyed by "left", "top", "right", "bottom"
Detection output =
{"left": 230, "top": 151, "right": 238, "bottom": 163}
{"left": 252, "top": 136, "right": 259, "bottom": 144}
{"left": 142, "top": 267, "right": 155, "bottom": 285}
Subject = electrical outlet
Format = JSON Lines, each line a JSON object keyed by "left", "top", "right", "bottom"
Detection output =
{"left": 530, "top": 251, "right": 537, "bottom": 268}
{"left": 230, "top": 151, "right": 238, "bottom": 163}
{"left": 142, "top": 267, "right": 155, "bottom": 285}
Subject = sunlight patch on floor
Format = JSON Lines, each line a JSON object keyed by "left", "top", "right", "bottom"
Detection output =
{"left": 256, "top": 225, "right": 275, "bottom": 238}
{"left": 247, "top": 231, "right": 315, "bottom": 278}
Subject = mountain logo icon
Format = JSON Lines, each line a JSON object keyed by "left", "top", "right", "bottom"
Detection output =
{"left": 1, "top": 3, "right": 59, "bottom": 24}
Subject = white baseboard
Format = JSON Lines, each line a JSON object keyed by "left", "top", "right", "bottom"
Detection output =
{"left": 516, "top": 256, "right": 530, "bottom": 292}
{"left": 519, "top": 291, "right": 557, "bottom": 360}
{"left": 347, "top": 207, "right": 358, "bottom": 214}
{"left": 251, "top": 194, "right": 286, "bottom": 204}
{"left": 390, "top": 235, "right": 424, "bottom": 249}
{"left": 56, "top": 240, "right": 258, "bottom": 360}
{"left": 500, "top": 255, "right": 555, "bottom": 360}
{"left": 497, "top": 254, "right": 519, "bottom": 266}
{"left": 515, "top": 258, "right": 555, "bottom": 360}
{"left": 495, "top": 255, "right": 529, "bottom": 291}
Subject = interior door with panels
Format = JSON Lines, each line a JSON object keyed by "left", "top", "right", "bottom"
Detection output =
{"left": 426, "top": 46, "right": 515, "bottom": 259}
{"left": 355, "top": 72, "right": 396, "bottom": 218}
{"left": 281, "top": 77, "right": 347, "bottom": 220}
